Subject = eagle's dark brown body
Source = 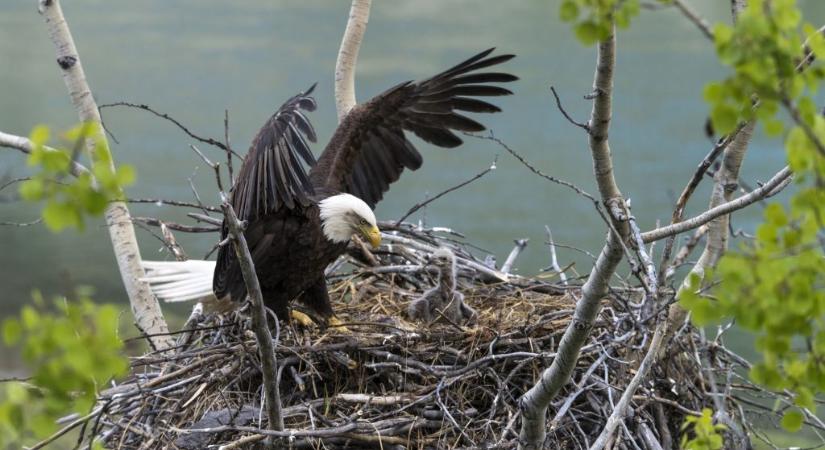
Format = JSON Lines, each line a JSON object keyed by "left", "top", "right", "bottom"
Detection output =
{"left": 217, "top": 201, "right": 347, "bottom": 320}
{"left": 213, "top": 49, "right": 517, "bottom": 321}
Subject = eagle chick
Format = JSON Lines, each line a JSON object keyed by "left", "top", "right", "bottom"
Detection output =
{"left": 408, "top": 248, "right": 476, "bottom": 325}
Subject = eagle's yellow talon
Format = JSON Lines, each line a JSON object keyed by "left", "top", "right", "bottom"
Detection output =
{"left": 327, "top": 316, "right": 350, "bottom": 333}
{"left": 290, "top": 310, "right": 316, "bottom": 327}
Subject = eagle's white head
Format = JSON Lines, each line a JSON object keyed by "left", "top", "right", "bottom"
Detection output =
{"left": 319, "top": 193, "right": 381, "bottom": 247}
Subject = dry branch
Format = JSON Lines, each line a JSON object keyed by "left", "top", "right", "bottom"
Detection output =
{"left": 75, "top": 223, "right": 778, "bottom": 449}
{"left": 98, "top": 101, "right": 239, "bottom": 158}
{"left": 542, "top": 226, "right": 569, "bottom": 284}
{"left": 220, "top": 200, "right": 284, "bottom": 434}
{"left": 395, "top": 158, "right": 497, "bottom": 225}
{"left": 502, "top": 238, "right": 529, "bottom": 274}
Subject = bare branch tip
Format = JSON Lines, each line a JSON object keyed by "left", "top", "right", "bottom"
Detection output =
{"left": 549, "top": 85, "right": 590, "bottom": 133}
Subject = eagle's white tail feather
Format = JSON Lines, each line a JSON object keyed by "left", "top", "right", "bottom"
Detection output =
{"left": 142, "top": 260, "right": 217, "bottom": 303}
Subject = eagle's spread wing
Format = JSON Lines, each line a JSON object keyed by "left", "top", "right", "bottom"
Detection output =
{"left": 232, "top": 85, "right": 318, "bottom": 222}
{"left": 214, "top": 86, "right": 318, "bottom": 302}
{"left": 309, "top": 48, "right": 516, "bottom": 208}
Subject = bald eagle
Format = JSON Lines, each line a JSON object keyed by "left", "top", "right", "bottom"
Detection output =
{"left": 144, "top": 49, "right": 516, "bottom": 325}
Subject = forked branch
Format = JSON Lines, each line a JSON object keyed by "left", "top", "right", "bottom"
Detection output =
{"left": 518, "top": 25, "right": 630, "bottom": 450}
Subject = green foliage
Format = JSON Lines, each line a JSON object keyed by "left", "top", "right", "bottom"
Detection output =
{"left": 682, "top": 0, "right": 825, "bottom": 434}
{"left": 683, "top": 198, "right": 825, "bottom": 415}
{"left": 20, "top": 123, "right": 135, "bottom": 231}
{"left": 780, "top": 409, "right": 805, "bottom": 432}
{"left": 558, "top": 0, "right": 642, "bottom": 45}
{"left": 0, "top": 291, "right": 128, "bottom": 447}
{"left": 703, "top": 0, "right": 825, "bottom": 136}
{"left": 681, "top": 409, "right": 727, "bottom": 450}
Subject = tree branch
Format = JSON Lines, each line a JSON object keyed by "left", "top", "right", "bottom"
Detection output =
{"left": 541, "top": 226, "right": 568, "bottom": 284}
{"left": 550, "top": 86, "right": 590, "bottom": 132}
{"left": 98, "top": 101, "right": 240, "bottom": 158}
{"left": 395, "top": 158, "right": 497, "bottom": 225}
{"left": 220, "top": 200, "right": 284, "bottom": 433}
{"left": 0, "top": 130, "right": 89, "bottom": 177}
{"left": 501, "top": 238, "right": 529, "bottom": 274}
{"left": 591, "top": 322, "right": 667, "bottom": 449}
{"left": 519, "top": 26, "right": 629, "bottom": 450}
{"left": 641, "top": 164, "right": 792, "bottom": 243}
{"left": 672, "top": 0, "right": 714, "bottom": 40}
{"left": 659, "top": 120, "right": 758, "bottom": 447}
{"left": 335, "top": 0, "right": 371, "bottom": 120}
{"left": 37, "top": 0, "right": 171, "bottom": 350}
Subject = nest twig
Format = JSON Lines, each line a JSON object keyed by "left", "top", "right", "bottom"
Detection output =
{"left": 64, "top": 223, "right": 799, "bottom": 449}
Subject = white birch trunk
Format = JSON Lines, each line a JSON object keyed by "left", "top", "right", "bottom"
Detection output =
{"left": 518, "top": 28, "right": 629, "bottom": 450}
{"left": 38, "top": 0, "right": 171, "bottom": 350}
{"left": 667, "top": 121, "right": 755, "bottom": 334}
{"left": 334, "top": 0, "right": 371, "bottom": 120}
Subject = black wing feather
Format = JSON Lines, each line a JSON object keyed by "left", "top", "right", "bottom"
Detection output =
{"left": 310, "top": 49, "right": 516, "bottom": 208}
{"left": 213, "top": 85, "right": 318, "bottom": 302}
{"left": 230, "top": 84, "right": 318, "bottom": 221}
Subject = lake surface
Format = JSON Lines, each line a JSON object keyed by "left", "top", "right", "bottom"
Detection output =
{"left": 1, "top": 0, "right": 823, "bottom": 423}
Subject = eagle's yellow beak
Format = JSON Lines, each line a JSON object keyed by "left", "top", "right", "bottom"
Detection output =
{"left": 361, "top": 224, "right": 382, "bottom": 248}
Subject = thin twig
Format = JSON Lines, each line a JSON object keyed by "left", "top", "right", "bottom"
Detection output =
{"left": 98, "top": 101, "right": 241, "bottom": 158}
{"left": 224, "top": 109, "right": 235, "bottom": 186}
{"left": 542, "top": 225, "right": 568, "bottom": 284}
{"left": 466, "top": 131, "right": 597, "bottom": 203}
{"left": 126, "top": 198, "right": 220, "bottom": 212}
{"left": 672, "top": 0, "right": 714, "bottom": 40}
{"left": 132, "top": 216, "right": 219, "bottom": 233}
{"left": 550, "top": 86, "right": 590, "bottom": 132}
{"left": 396, "top": 157, "right": 497, "bottom": 225}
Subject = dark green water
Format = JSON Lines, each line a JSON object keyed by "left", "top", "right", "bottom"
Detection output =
{"left": 1, "top": 2, "right": 823, "bottom": 442}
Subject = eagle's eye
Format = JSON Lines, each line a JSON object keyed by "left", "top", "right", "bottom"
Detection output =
{"left": 359, "top": 218, "right": 369, "bottom": 226}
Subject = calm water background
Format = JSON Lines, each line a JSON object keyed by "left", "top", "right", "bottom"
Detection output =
{"left": 1, "top": 1, "right": 824, "bottom": 441}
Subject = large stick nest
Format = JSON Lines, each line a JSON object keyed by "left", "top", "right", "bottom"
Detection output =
{"left": 91, "top": 223, "right": 752, "bottom": 449}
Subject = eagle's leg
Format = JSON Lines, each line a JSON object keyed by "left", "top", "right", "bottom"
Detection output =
{"left": 259, "top": 287, "right": 313, "bottom": 327}
{"left": 297, "top": 275, "right": 349, "bottom": 332}
{"left": 290, "top": 310, "right": 317, "bottom": 327}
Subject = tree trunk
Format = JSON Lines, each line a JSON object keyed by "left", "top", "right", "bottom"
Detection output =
{"left": 38, "top": 0, "right": 171, "bottom": 350}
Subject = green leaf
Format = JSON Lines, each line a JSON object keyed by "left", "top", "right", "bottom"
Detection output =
{"left": 28, "top": 125, "right": 50, "bottom": 148}
{"left": 20, "top": 306, "right": 39, "bottom": 330}
{"left": 2, "top": 320, "right": 21, "bottom": 345}
{"left": 764, "top": 203, "right": 788, "bottom": 227}
{"left": 764, "top": 118, "right": 784, "bottom": 137}
{"left": 781, "top": 409, "right": 804, "bottom": 432}
{"left": 42, "top": 201, "right": 81, "bottom": 232}
{"left": 18, "top": 179, "right": 44, "bottom": 201}
{"left": 559, "top": 1, "right": 579, "bottom": 22}
{"left": 798, "top": 97, "right": 817, "bottom": 125}
{"left": 713, "top": 23, "right": 733, "bottom": 47}
{"left": 795, "top": 386, "right": 816, "bottom": 410}
{"left": 710, "top": 103, "right": 739, "bottom": 135}
{"left": 574, "top": 21, "right": 601, "bottom": 45}
{"left": 115, "top": 164, "right": 136, "bottom": 188}
{"left": 703, "top": 82, "right": 725, "bottom": 103}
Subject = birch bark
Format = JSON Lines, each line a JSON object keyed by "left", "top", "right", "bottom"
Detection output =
{"left": 518, "top": 28, "right": 630, "bottom": 450}
{"left": 334, "top": 0, "right": 371, "bottom": 120}
{"left": 38, "top": 0, "right": 171, "bottom": 350}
